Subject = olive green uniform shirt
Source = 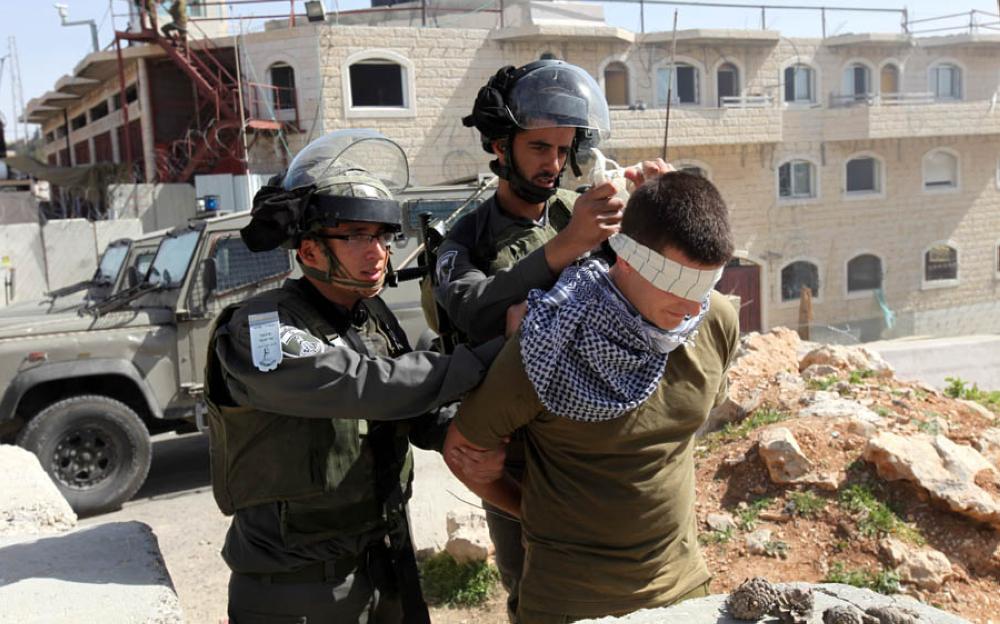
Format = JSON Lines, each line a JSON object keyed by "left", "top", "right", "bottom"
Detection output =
{"left": 455, "top": 290, "right": 739, "bottom": 617}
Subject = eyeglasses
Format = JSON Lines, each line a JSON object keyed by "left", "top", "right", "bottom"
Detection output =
{"left": 316, "top": 231, "right": 395, "bottom": 249}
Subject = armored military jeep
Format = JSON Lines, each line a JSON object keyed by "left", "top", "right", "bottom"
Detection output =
{"left": 0, "top": 211, "right": 294, "bottom": 515}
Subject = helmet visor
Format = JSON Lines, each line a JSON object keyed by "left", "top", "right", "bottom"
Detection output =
{"left": 282, "top": 129, "right": 410, "bottom": 192}
{"left": 506, "top": 64, "right": 611, "bottom": 140}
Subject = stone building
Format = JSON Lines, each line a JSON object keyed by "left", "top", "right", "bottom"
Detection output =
{"left": 21, "top": 0, "right": 1000, "bottom": 340}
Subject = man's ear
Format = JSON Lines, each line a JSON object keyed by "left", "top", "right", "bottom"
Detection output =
{"left": 491, "top": 138, "right": 508, "bottom": 164}
{"left": 298, "top": 237, "right": 322, "bottom": 269}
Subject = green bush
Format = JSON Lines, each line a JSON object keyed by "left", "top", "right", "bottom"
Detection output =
{"left": 419, "top": 552, "right": 499, "bottom": 607}
{"left": 737, "top": 497, "right": 773, "bottom": 531}
{"left": 945, "top": 376, "right": 1000, "bottom": 414}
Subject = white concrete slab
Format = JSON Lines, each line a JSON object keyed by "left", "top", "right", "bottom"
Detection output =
{"left": 0, "top": 222, "right": 46, "bottom": 305}
{"left": 42, "top": 218, "right": 97, "bottom": 290}
{"left": 409, "top": 447, "right": 485, "bottom": 555}
{"left": 0, "top": 521, "right": 184, "bottom": 624}
{"left": 0, "top": 445, "right": 77, "bottom": 536}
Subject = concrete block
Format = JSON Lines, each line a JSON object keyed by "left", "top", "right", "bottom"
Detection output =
{"left": 0, "top": 445, "right": 77, "bottom": 536}
{"left": 0, "top": 521, "right": 183, "bottom": 624}
{"left": 42, "top": 219, "right": 97, "bottom": 290}
{"left": 94, "top": 219, "right": 143, "bottom": 253}
{"left": 0, "top": 222, "right": 47, "bottom": 305}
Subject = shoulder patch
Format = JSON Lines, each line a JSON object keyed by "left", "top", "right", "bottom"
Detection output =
{"left": 436, "top": 249, "right": 459, "bottom": 286}
{"left": 279, "top": 325, "right": 330, "bottom": 358}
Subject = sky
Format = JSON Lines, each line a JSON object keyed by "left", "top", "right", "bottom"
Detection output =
{"left": 2, "top": 0, "right": 998, "bottom": 146}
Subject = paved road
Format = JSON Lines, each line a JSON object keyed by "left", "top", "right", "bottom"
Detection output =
{"left": 866, "top": 334, "right": 1000, "bottom": 391}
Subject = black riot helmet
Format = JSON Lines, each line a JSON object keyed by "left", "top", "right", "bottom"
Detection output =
{"left": 463, "top": 60, "right": 611, "bottom": 202}
{"left": 241, "top": 129, "right": 409, "bottom": 253}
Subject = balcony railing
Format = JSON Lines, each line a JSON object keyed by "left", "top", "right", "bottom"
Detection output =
{"left": 829, "top": 91, "right": 938, "bottom": 108}
{"left": 720, "top": 94, "right": 774, "bottom": 109}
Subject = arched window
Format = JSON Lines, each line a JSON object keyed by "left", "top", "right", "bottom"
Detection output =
{"left": 604, "top": 61, "right": 629, "bottom": 107}
{"left": 781, "top": 261, "right": 819, "bottom": 301}
{"left": 842, "top": 62, "right": 872, "bottom": 102}
{"left": 716, "top": 62, "right": 739, "bottom": 106}
{"left": 845, "top": 155, "right": 881, "bottom": 194}
{"left": 342, "top": 50, "right": 416, "bottom": 118}
{"left": 268, "top": 62, "right": 296, "bottom": 111}
{"left": 784, "top": 63, "right": 816, "bottom": 103}
{"left": 880, "top": 63, "right": 899, "bottom": 96}
{"left": 847, "top": 254, "right": 882, "bottom": 292}
{"left": 923, "top": 149, "right": 958, "bottom": 190}
{"left": 656, "top": 62, "right": 700, "bottom": 106}
{"left": 930, "top": 62, "right": 962, "bottom": 100}
{"left": 539, "top": 51, "right": 558, "bottom": 60}
{"left": 924, "top": 244, "right": 958, "bottom": 282}
{"left": 778, "top": 159, "right": 816, "bottom": 199}
{"left": 680, "top": 165, "right": 706, "bottom": 178}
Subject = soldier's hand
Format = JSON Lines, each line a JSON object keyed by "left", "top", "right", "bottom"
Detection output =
{"left": 544, "top": 181, "right": 625, "bottom": 273}
{"left": 446, "top": 440, "right": 508, "bottom": 484}
{"left": 505, "top": 301, "right": 528, "bottom": 338}
{"left": 624, "top": 158, "right": 674, "bottom": 187}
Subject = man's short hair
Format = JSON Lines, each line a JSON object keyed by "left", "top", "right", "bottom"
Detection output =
{"left": 622, "top": 171, "right": 734, "bottom": 266}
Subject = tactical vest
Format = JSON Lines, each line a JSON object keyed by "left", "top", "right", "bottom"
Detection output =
{"left": 420, "top": 189, "right": 578, "bottom": 335}
{"left": 205, "top": 282, "right": 413, "bottom": 544}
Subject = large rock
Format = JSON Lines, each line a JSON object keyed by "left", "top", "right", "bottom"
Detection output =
{"left": 974, "top": 428, "right": 1000, "bottom": 469}
{"left": 863, "top": 432, "right": 1000, "bottom": 528}
{"left": 800, "top": 345, "right": 894, "bottom": 378}
{"left": 577, "top": 583, "right": 969, "bottom": 623}
{"left": 444, "top": 510, "right": 492, "bottom": 564}
{"left": 759, "top": 428, "right": 813, "bottom": 482}
{"left": 699, "top": 391, "right": 763, "bottom": 436}
{"left": 799, "top": 397, "right": 882, "bottom": 424}
{"left": 0, "top": 445, "right": 76, "bottom": 536}
{"left": 0, "top": 521, "right": 183, "bottom": 623}
{"left": 881, "top": 538, "right": 954, "bottom": 591}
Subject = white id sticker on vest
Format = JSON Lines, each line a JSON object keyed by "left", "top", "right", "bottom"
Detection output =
{"left": 248, "top": 311, "right": 283, "bottom": 372}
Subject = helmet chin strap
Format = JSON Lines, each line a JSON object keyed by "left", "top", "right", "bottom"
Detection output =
{"left": 490, "top": 139, "right": 561, "bottom": 205}
{"left": 298, "top": 236, "right": 386, "bottom": 298}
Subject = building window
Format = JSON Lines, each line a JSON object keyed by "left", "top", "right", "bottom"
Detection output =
{"left": 923, "top": 149, "right": 958, "bottom": 190}
{"left": 90, "top": 101, "right": 109, "bottom": 122}
{"left": 45, "top": 131, "right": 55, "bottom": 143}
{"left": 778, "top": 159, "right": 816, "bottom": 199}
{"left": 604, "top": 61, "right": 629, "bottom": 107}
{"left": 880, "top": 63, "right": 899, "bottom": 96}
{"left": 71, "top": 113, "right": 87, "bottom": 131}
{"left": 847, "top": 254, "right": 882, "bottom": 292}
{"left": 842, "top": 62, "right": 871, "bottom": 101}
{"left": 188, "top": 0, "right": 206, "bottom": 17}
{"left": 781, "top": 261, "right": 820, "bottom": 301}
{"left": 846, "top": 156, "right": 880, "bottom": 194}
{"left": 540, "top": 51, "right": 558, "bottom": 60}
{"left": 343, "top": 51, "right": 416, "bottom": 118}
{"left": 349, "top": 61, "right": 404, "bottom": 107}
{"left": 268, "top": 63, "right": 296, "bottom": 111}
{"left": 924, "top": 244, "right": 958, "bottom": 282}
{"left": 716, "top": 62, "right": 739, "bottom": 106}
{"left": 930, "top": 63, "right": 962, "bottom": 100}
{"left": 656, "top": 63, "right": 699, "bottom": 106}
{"left": 680, "top": 165, "right": 705, "bottom": 178}
{"left": 784, "top": 64, "right": 815, "bottom": 103}
{"left": 995, "top": 242, "right": 1000, "bottom": 278}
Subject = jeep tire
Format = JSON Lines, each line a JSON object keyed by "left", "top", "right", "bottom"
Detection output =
{"left": 17, "top": 395, "right": 152, "bottom": 517}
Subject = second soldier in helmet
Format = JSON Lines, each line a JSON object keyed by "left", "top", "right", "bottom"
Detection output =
{"left": 435, "top": 60, "right": 672, "bottom": 621}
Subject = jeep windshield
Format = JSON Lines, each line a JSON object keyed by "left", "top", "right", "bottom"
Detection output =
{"left": 146, "top": 229, "right": 200, "bottom": 289}
{"left": 94, "top": 241, "right": 131, "bottom": 286}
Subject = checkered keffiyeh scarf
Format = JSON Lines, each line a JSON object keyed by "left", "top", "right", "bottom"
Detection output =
{"left": 519, "top": 259, "right": 704, "bottom": 422}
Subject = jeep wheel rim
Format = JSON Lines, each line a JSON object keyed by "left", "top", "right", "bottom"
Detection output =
{"left": 51, "top": 426, "right": 118, "bottom": 490}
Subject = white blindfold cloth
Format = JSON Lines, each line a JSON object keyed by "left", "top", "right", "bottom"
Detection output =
{"left": 609, "top": 233, "right": 725, "bottom": 303}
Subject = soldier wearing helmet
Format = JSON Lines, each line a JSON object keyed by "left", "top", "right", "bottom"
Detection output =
{"left": 205, "top": 130, "right": 506, "bottom": 623}
{"left": 433, "top": 60, "right": 671, "bottom": 621}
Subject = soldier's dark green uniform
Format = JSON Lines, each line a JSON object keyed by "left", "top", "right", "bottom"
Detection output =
{"left": 206, "top": 129, "right": 502, "bottom": 623}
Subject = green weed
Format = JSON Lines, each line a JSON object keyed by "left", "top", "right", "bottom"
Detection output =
{"left": 419, "top": 552, "right": 500, "bottom": 607}
{"left": 837, "top": 485, "right": 924, "bottom": 544}
{"left": 848, "top": 369, "right": 876, "bottom": 385}
{"left": 737, "top": 497, "right": 773, "bottom": 531}
{"left": 807, "top": 375, "right": 840, "bottom": 391}
{"left": 825, "top": 562, "right": 900, "bottom": 594}
{"left": 787, "top": 491, "right": 826, "bottom": 517}
{"left": 945, "top": 377, "right": 1000, "bottom": 414}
